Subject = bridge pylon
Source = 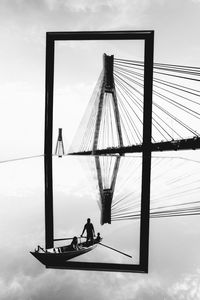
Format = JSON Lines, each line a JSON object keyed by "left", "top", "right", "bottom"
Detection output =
{"left": 95, "top": 155, "right": 121, "bottom": 225}
{"left": 55, "top": 128, "right": 65, "bottom": 157}
{"left": 92, "top": 54, "right": 123, "bottom": 154}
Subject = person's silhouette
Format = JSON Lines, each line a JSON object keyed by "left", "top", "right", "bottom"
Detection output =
{"left": 95, "top": 232, "right": 101, "bottom": 243}
{"left": 81, "top": 218, "right": 95, "bottom": 245}
{"left": 70, "top": 236, "right": 79, "bottom": 250}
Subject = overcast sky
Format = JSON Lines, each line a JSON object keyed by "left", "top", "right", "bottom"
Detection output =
{"left": 1, "top": 0, "right": 200, "bottom": 299}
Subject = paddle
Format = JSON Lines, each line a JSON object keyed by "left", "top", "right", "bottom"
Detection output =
{"left": 54, "top": 236, "right": 87, "bottom": 242}
{"left": 99, "top": 242, "right": 132, "bottom": 258}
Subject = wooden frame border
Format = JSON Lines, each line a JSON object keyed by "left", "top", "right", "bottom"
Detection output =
{"left": 44, "top": 30, "right": 154, "bottom": 273}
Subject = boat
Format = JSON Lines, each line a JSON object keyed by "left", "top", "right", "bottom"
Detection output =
{"left": 30, "top": 239, "right": 101, "bottom": 266}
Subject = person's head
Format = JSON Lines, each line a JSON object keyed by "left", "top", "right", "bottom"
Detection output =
{"left": 73, "top": 236, "right": 77, "bottom": 242}
{"left": 97, "top": 232, "right": 100, "bottom": 237}
{"left": 87, "top": 218, "right": 91, "bottom": 223}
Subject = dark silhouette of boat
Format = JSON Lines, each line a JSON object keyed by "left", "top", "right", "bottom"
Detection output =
{"left": 30, "top": 240, "right": 101, "bottom": 266}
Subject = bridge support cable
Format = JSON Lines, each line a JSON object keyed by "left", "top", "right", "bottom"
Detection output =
{"left": 109, "top": 156, "right": 200, "bottom": 222}
{"left": 115, "top": 65, "right": 200, "bottom": 113}
{"left": 114, "top": 72, "right": 180, "bottom": 141}
{"left": 117, "top": 94, "right": 142, "bottom": 145}
{"left": 114, "top": 58, "right": 200, "bottom": 78}
{"left": 114, "top": 75, "right": 176, "bottom": 141}
{"left": 68, "top": 72, "right": 103, "bottom": 154}
{"left": 115, "top": 64, "right": 200, "bottom": 98}
{"left": 115, "top": 78, "right": 144, "bottom": 141}
{"left": 113, "top": 59, "right": 200, "bottom": 144}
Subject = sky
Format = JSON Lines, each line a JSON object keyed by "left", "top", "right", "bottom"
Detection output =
{"left": 1, "top": 0, "right": 200, "bottom": 299}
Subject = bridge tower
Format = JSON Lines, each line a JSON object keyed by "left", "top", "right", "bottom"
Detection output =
{"left": 92, "top": 54, "right": 123, "bottom": 224}
{"left": 95, "top": 156, "right": 121, "bottom": 225}
{"left": 55, "top": 128, "right": 65, "bottom": 157}
{"left": 92, "top": 54, "right": 123, "bottom": 154}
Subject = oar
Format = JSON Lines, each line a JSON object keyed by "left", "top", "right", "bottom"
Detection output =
{"left": 54, "top": 238, "right": 74, "bottom": 241}
{"left": 54, "top": 236, "right": 87, "bottom": 242}
{"left": 99, "top": 242, "right": 132, "bottom": 258}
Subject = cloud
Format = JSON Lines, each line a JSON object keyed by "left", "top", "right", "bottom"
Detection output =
{"left": 0, "top": 265, "right": 177, "bottom": 300}
{"left": 43, "top": 0, "right": 147, "bottom": 15}
{"left": 44, "top": 0, "right": 113, "bottom": 13}
{"left": 169, "top": 270, "right": 200, "bottom": 300}
{"left": 0, "top": 0, "right": 149, "bottom": 35}
{"left": 0, "top": 261, "right": 160, "bottom": 300}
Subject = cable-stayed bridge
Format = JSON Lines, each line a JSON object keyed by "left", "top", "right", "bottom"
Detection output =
{"left": 54, "top": 53, "right": 200, "bottom": 226}
{"left": 67, "top": 54, "right": 200, "bottom": 155}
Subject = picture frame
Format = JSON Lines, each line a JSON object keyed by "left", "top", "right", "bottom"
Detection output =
{"left": 44, "top": 30, "right": 154, "bottom": 273}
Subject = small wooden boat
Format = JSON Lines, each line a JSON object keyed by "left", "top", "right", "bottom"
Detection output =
{"left": 30, "top": 241, "right": 100, "bottom": 266}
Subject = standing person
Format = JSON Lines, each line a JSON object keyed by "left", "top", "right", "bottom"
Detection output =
{"left": 81, "top": 218, "right": 95, "bottom": 245}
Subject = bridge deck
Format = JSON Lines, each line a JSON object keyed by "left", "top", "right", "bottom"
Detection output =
{"left": 68, "top": 137, "right": 200, "bottom": 155}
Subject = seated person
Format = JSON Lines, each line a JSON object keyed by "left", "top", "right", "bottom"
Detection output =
{"left": 70, "top": 236, "right": 79, "bottom": 250}
{"left": 58, "top": 237, "right": 81, "bottom": 253}
{"left": 94, "top": 232, "right": 102, "bottom": 243}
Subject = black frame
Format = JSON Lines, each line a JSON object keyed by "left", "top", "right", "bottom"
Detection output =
{"left": 44, "top": 30, "right": 154, "bottom": 273}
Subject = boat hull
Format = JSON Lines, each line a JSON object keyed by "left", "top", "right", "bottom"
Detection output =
{"left": 30, "top": 244, "right": 97, "bottom": 266}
